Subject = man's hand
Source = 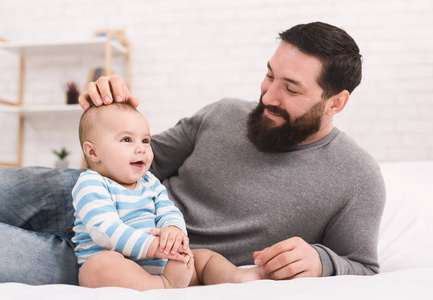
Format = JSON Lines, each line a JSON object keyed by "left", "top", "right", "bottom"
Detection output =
{"left": 253, "top": 237, "right": 322, "bottom": 280}
{"left": 150, "top": 227, "right": 192, "bottom": 257}
{"left": 78, "top": 74, "right": 139, "bottom": 110}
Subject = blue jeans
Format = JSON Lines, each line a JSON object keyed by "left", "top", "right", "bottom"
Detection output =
{"left": 0, "top": 166, "right": 83, "bottom": 285}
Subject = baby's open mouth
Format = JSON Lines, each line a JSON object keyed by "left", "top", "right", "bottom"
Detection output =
{"left": 130, "top": 161, "right": 144, "bottom": 167}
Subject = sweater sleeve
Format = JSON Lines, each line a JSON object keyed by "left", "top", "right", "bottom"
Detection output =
{"left": 312, "top": 164, "right": 386, "bottom": 276}
{"left": 72, "top": 172, "right": 155, "bottom": 260}
{"left": 150, "top": 173, "right": 187, "bottom": 233}
{"left": 150, "top": 101, "right": 219, "bottom": 181}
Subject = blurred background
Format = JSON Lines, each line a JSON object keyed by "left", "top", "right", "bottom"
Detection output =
{"left": 0, "top": 0, "right": 432, "bottom": 169}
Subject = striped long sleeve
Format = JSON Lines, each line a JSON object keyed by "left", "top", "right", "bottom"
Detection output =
{"left": 72, "top": 170, "right": 186, "bottom": 267}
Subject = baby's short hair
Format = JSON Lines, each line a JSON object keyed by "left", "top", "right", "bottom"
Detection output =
{"left": 78, "top": 102, "right": 139, "bottom": 148}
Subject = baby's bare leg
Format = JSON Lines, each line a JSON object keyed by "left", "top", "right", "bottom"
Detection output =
{"left": 190, "top": 249, "right": 271, "bottom": 286}
{"left": 79, "top": 251, "right": 190, "bottom": 291}
{"left": 161, "top": 256, "right": 194, "bottom": 288}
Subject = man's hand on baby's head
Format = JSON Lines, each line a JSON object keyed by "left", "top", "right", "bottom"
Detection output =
{"left": 78, "top": 74, "right": 139, "bottom": 110}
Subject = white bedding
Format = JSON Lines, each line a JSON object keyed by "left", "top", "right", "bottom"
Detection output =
{"left": 1, "top": 161, "right": 433, "bottom": 299}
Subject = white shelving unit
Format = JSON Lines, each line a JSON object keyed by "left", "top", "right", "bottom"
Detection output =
{"left": 0, "top": 104, "right": 83, "bottom": 114}
{"left": 0, "top": 30, "right": 130, "bottom": 167}
{"left": 0, "top": 38, "right": 128, "bottom": 57}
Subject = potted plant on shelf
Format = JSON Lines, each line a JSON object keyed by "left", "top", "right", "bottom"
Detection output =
{"left": 53, "top": 147, "right": 70, "bottom": 168}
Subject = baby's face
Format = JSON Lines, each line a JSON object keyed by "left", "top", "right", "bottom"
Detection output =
{"left": 92, "top": 108, "right": 153, "bottom": 189}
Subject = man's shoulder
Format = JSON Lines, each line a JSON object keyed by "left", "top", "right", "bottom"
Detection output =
{"left": 332, "top": 130, "right": 382, "bottom": 178}
{"left": 203, "top": 98, "right": 256, "bottom": 114}
{"left": 216, "top": 98, "right": 256, "bottom": 110}
{"left": 331, "top": 130, "right": 386, "bottom": 210}
{"left": 194, "top": 98, "right": 256, "bottom": 124}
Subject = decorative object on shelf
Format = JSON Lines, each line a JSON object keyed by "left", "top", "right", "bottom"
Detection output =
{"left": 53, "top": 147, "right": 70, "bottom": 168}
{"left": 0, "top": 30, "right": 130, "bottom": 168}
{"left": 66, "top": 81, "right": 80, "bottom": 104}
{"left": 87, "top": 67, "right": 106, "bottom": 83}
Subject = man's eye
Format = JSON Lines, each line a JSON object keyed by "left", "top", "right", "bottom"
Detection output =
{"left": 286, "top": 87, "right": 299, "bottom": 95}
{"left": 266, "top": 73, "right": 274, "bottom": 80}
{"left": 122, "top": 137, "right": 132, "bottom": 142}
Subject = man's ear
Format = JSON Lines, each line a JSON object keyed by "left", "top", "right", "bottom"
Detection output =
{"left": 326, "top": 90, "right": 350, "bottom": 116}
{"left": 82, "top": 141, "right": 100, "bottom": 163}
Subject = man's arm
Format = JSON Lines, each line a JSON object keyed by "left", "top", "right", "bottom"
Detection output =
{"left": 150, "top": 118, "right": 197, "bottom": 181}
{"left": 150, "top": 102, "right": 216, "bottom": 181}
{"left": 254, "top": 164, "right": 386, "bottom": 279}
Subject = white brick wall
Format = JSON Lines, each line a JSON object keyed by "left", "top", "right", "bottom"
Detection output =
{"left": 0, "top": 0, "right": 432, "bottom": 168}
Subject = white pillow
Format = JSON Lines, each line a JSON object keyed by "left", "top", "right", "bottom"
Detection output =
{"left": 378, "top": 161, "right": 433, "bottom": 272}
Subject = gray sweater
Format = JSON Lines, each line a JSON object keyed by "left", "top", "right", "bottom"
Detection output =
{"left": 150, "top": 98, "right": 386, "bottom": 276}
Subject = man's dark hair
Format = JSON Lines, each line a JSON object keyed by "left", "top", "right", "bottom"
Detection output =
{"left": 279, "top": 22, "right": 362, "bottom": 99}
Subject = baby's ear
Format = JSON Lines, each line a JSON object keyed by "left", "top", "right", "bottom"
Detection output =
{"left": 82, "top": 141, "right": 100, "bottom": 163}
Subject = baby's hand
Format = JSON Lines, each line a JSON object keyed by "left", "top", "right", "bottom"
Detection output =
{"left": 150, "top": 227, "right": 192, "bottom": 257}
{"left": 148, "top": 237, "right": 191, "bottom": 263}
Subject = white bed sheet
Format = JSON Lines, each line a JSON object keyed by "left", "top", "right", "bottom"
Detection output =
{"left": 1, "top": 161, "right": 433, "bottom": 299}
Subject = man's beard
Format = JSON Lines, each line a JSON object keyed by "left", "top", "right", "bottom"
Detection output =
{"left": 247, "top": 96, "right": 326, "bottom": 152}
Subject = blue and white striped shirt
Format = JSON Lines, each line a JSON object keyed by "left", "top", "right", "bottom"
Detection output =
{"left": 72, "top": 170, "right": 187, "bottom": 274}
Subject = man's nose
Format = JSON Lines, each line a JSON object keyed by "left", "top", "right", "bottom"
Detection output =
{"left": 261, "top": 81, "right": 281, "bottom": 107}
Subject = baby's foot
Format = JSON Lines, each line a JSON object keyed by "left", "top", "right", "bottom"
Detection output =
{"left": 161, "top": 256, "right": 194, "bottom": 289}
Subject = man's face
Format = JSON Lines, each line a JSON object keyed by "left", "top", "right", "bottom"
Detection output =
{"left": 247, "top": 42, "right": 330, "bottom": 152}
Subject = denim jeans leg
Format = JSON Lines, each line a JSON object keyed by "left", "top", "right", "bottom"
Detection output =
{"left": 0, "top": 167, "right": 82, "bottom": 231}
{"left": 0, "top": 167, "right": 83, "bottom": 284}
{"left": 0, "top": 222, "right": 79, "bottom": 285}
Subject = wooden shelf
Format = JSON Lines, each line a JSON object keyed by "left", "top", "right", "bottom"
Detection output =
{"left": 0, "top": 30, "right": 130, "bottom": 168}
{"left": 0, "top": 104, "right": 82, "bottom": 114}
{"left": 0, "top": 38, "right": 128, "bottom": 56}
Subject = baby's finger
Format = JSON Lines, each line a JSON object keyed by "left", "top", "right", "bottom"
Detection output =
{"left": 150, "top": 228, "right": 161, "bottom": 236}
{"left": 182, "top": 236, "right": 190, "bottom": 250}
{"left": 169, "top": 253, "right": 189, "bottom": 264}
{"left": 183, "top": 247, "right": 193, "bottom": 257}
{"left": 163, "top": 234, "right": 176, "bottom": 255}
{"left": 171, "top": 236, "right": 183, "bottom": 255}
{"left": 159, "top": 233, "right": 168, "bottom": 253}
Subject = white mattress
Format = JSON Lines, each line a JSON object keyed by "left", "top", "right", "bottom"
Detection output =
{"left": 1, "top": 161, "right": 433, "bottom": 299}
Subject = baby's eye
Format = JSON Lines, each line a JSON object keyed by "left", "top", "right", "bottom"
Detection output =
{"left": 142, "top": 138, "right": 150, "bottom": 144}
{"left": 122, "top": 137, "right": 132, "bottom": 143}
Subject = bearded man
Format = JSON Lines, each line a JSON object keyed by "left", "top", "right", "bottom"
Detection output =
{"left": 79, "top": 22, "right": 385, "bottom": 280}
{"left": 0, "top": 22, "right": 385, "bottom": 285}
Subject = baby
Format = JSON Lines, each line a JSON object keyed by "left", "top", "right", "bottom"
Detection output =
{"left": 72, "top": 103, "right": 269, "bottom": 291}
